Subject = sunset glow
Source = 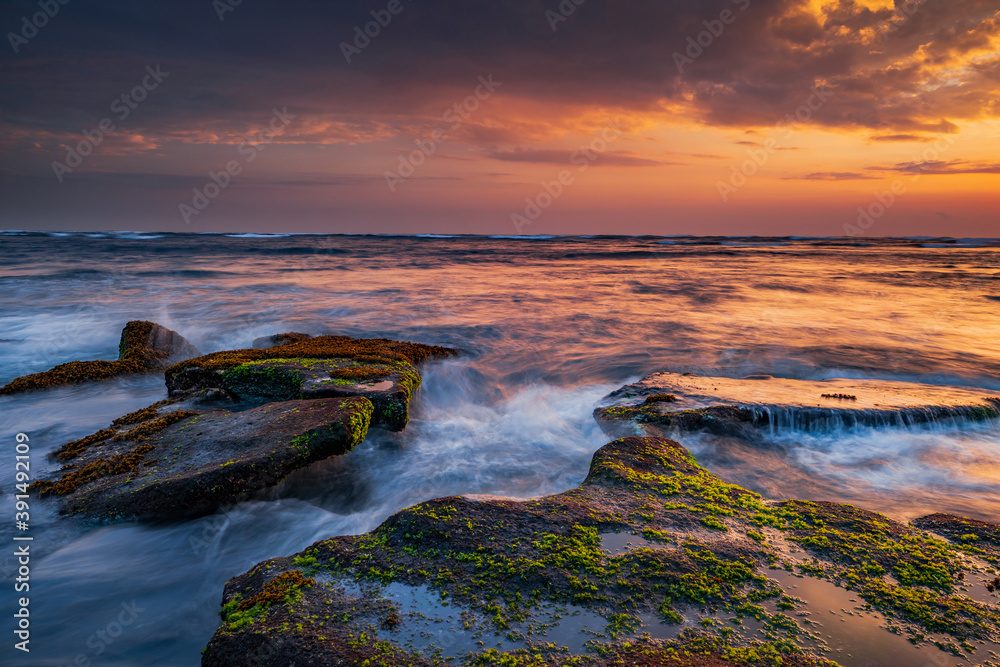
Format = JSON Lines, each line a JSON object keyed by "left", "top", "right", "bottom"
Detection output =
{"left": 1, "top": 0, "right": 997, "bottom": 234}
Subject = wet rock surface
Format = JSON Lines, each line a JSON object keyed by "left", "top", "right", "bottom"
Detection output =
{"left": 30, "top": 334, "right": 455, "bottom": 523}
{"left": 33, "top": 396, "right": 373, "bottom": 522}
{"left": 252, "top": 332, "right": 313, "bottom": 349}
{"left": 202, "top": 436, "right": 1000, "bottom": 667}
{"left": 216, "top": 358, "right": 419, "bottom": 431}
{"left": 595, "top": 372, "right": 1000, "bottom": 439}
{"left": 0, "top": 320, "right": 200, "bottom": 395}
{"left": 165, "top": 334, "right": 456, "bottom": 430}
{"left": 913, "top": 514, "right": 1000, "bottom": 565}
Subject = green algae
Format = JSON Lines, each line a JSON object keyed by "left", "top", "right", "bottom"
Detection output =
{"left": 220, "top": 571, "right": 315, "bottom": 632}
{"left": 206, "top": 436, "right": 1000, "bottom": 665}
{"left": 224, "top": 363, "right": 303, "bottom": 400}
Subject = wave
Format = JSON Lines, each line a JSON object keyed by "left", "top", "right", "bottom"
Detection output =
{"left": 721, "top": 242, "right": 792, "bottom": 247}
{"left": 225, "top": 233, "right": 296, "bottom": 238}
{"left": 488, "top": 235, "right": 559, "bottom": 240}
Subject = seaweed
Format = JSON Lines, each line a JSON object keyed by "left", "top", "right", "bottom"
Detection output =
{"left": 32, "top": 444, "right": 156, "bottom": 497}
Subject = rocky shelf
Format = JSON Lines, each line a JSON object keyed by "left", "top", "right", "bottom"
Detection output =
{"left": 33, "top": 397, "right": 373, "bottom": 522}
{"left": 31, "top": 330, "right": 458, "bottom": 522}
{"left": 202, "top": 436, "right": 1000, "bottom": 666}
{"left": 595, "top": 372, "right": 1000, "bottom": 439}
{"left": 164, "top": 333, "right": 456, "bottom": 431}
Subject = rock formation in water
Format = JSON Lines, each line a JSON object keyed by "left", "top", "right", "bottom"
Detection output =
{"left": 165, "top": 334, "right": 455, "bottom": 430}
{"left": 252, "top": 332, "right": 313, "bottom": 349}
{"left": 595, "top": 371, "right": 1000, "bottom": 439}
{"left": 0, "top": 320, "right": 201, "bottom": 394}
{"left": 34, "top": 397, "right": 372, "bottom": 522}
{"left": 201, "top": 435, "right": 1000, "bottom": 666}
{"left": 31, "top": 334, "right": 457, "bottom": 522}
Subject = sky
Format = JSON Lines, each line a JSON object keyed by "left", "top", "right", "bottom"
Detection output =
{"left": 0, "top": 0, "right": 998, "bottom": 236}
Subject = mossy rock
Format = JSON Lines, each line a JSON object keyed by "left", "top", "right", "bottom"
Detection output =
{"left": 202, "top": 436, "right": 1000, "bottom": 665}
{"left": 164, "top": 334, "right": 455, "bottom": 385}
{"left": 226, "top": 359, "right": 420, "bottom": 431}
{"left": 32, "top": 397, "right": 373, "bottom": 522}
{"left": 165, "top": 334, "right": 451, "bottom": 431}
{"left": 1, "top": 320, "right": 200, "bottom": 395}
{"left": 252, "top": 332, "right": 313, "bottom": 349}
{"left": 912, "top": 513, "right": 1000, "bottom": 565}
{"left": 595, "top": 372, "right": 1000, "bottom": 439}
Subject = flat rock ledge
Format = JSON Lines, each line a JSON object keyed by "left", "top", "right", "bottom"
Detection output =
{"left": 595, "top": 372, "right": 1000, "bottom": 439}
{"left": 31, "top": 334, "right": 457, "bottom": 522}
{"left": 165, "top": 334, "right": 457, "bottom": 431}
{"left": 32, "top": 396, "right": 373, "bottom": 522}
{"left": 253, "top": 332, "right": 313, "bottom": 349}
{"left": 202, "top": 436, "right": 1000, "bottom": 667}
{"left": 0, "top": 320, "right": 200, "bottom": 395}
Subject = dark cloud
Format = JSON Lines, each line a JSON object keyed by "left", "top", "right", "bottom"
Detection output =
{"left": 873, "top": 159, "right": 1000, "bottom": 175}
{"left": 869, "top": 134, "right": 936, "bottom": 142}
{"left": 2, "top": 0, "right": 996, "bottom": 150}
{"left": 0, "top": 0, "right": 997, "bottom": 230}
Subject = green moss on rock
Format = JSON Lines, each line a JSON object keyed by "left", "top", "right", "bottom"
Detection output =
{"left": 203, "top": 436, "right": 1000, "bottom": 666}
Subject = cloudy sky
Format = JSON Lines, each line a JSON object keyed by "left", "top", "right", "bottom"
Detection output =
{"left": 1, "top": 0, "right": 998, "bottom": 235}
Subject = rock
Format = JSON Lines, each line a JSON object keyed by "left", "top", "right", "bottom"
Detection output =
{"left": 32, "top": 396, "right": 372, "bottom": 522}
{"left": 222, "top": 358, "right": 419, "bottom": 431}
{"left": 252, "top": 332, "right": 313, "bottom": 349}
{"left": 165, "top": 335, "right": 456, "bottom": 431}
{"left": 0, "top": 320, "right": 200, "bottom": 395}
{"left": 595, "top": 371, "right": 1000, "bottom": 439}
{"left": 120, "top": 320, "right": 201, "bottom": 366}
{"left": 912, "top": 513, "right": 1000, "bottom": 563}
{"left": 202, "top": 436, "right": 1000, "bottom": 665}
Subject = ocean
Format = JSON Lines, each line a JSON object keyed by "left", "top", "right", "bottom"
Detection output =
{"left": 1, "top": 231, "right": 999, "bottom": 665}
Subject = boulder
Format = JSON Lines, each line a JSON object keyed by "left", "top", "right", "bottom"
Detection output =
{"left": 202, "top": 436, "right": 1000, "bottom": 665}
{"left": 252, "top": 332, "right": 313, "bottom": 349}
{"left": 120, "top": 320, "right": 201, "bottom": 366}
{"left": 0, "top": 320, "right": 200, "bottom": 395}
{"left": 32, "top": 396, "right": 372, "bottom": 522}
